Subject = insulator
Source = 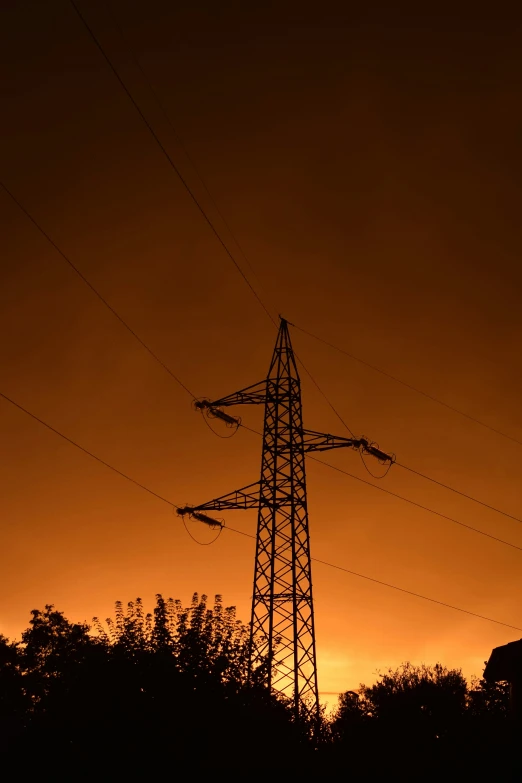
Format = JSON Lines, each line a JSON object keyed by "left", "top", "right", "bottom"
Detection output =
{"left": 193, "top": 399, "right": 210, "bottom": 412}
{"left": 176, "top": 506, "right": 194, "bottom": 516}
{"left": 191, "top": 511, "right": 223, "bottom": 529}
{"left": 368, "top": 446, "right": 394, "bottom": 463}
{"left": 359, "top": 436, "right": 394, "bottom": 463}
{"left": 208, "top": 407, "right": 240, "bottom": 427}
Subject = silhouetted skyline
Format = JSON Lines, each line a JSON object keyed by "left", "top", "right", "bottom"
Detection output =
{"left": 2, "top": 2, "right": 522, "bottom": 697}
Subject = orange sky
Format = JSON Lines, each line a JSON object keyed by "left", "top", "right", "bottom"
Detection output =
{"left": 2, "top": 2, "right": 522, "bottom": 702}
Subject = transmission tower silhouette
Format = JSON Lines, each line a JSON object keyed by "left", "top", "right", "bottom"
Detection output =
{"left": 178, "top": 318, "right": 392, "bottom": 723}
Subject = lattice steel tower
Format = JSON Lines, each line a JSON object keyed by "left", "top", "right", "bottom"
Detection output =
{"left": 177, "top": 318, "right": 392, "bottom": 723}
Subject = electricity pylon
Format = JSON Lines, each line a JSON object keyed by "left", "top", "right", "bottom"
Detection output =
{"left": 177, "top": 318, "right": 393, "bottom": 724}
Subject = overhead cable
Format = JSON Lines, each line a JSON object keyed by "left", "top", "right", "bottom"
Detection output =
{"left": 69, "top": 0, "right": 276, "bottom": 328}
{"left": 106, "top": 3, "right": 278, "bottom": 319}
{"left": 307, "top": 453, "right": 522, "bottom": 552}
{"left": 292, "top": 321, "right": 522, "bottom": 448}
{"left": 290, "top": 327, "right": 522, "bottom": 525}
{"left": 0, "top": 182, "right": 195, "bottom": 400}
{"left": 2, "top": 387, "right": 520, "bottom": 633}
{"left": 238, "top": 423, "right": 522, "bottom": 552}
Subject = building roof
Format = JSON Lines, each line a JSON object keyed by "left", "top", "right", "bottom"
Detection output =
{"left": 484, "top": 639, "right": 522, "bottom": 682}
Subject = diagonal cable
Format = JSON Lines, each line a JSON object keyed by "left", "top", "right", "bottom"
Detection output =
{"left": 69, "top": 0, "right": 276, "bottom": 328}
{"left": 3, "top": 388, "right": 521, "bottom": 632}
{"left": 292, "top": 320, "right": 522, "bottom": 448}
{"left": 1, "top": 181, "right": 194, "bottom": 399}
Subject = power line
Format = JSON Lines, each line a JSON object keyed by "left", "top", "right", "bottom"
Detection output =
{"left": 0, "top": 181, "right": 195, "bottom": 401}
{"left": 291, "top": 325, "right": 393, "bottom": 475}
{"left": 300, "top": 362, "right": 522, "bottom": 527}
{"left": 106, "top": 4, "right": 279, "bottom": 322}
{"left": 291, "top": 321, "right": 522, "bottom": 527}
{"left": 59, "top": 3, "right": 522, "bottom": 538}
{"left": 0, "top": 391, "right": 175, "bottom": 507}
{"left": 307, "top": 453, "right": 522, "bottom": 553}
{"left": 294, "top": 353, "right": 355, "bottom": 437}
{"left": 292, "top": 321, "right": 522, "bottom": 448}
{"left": 231, "top": 423, "right": 522, "bottom": 554}
{"left": 242, "top": 423, "right": 522, "bottom": 550}
{"left": 4, "top": 0, "right": 517, "bottom": 643}
{"left": 17, "top": 0, "right": 520, "bottom": 546}
{"left": 9, "top": 144, "right": 515, "bottom": 543}
{"left": 219, "top": 529, "right": 522, "bottom": 632}
{"left": 11, "top": 183, "right": 509, "bottom": 595}
{"left": 310, "top": 556, "right": 522, "bottom": 633}
{"left": 69, "top": 0, "right": 276, "bottom": 329}
{"left": 111, "top": 56, "right": 521, "bottom": 537}
{"left": 69, "top": 2, "right": 522, "bottom": 484}
{"left": 14, "top": 122, "right": 512, "bottom": 541}
{"left": 395, "top": 461, "right": 522, "bottom": 527}
{"left": 93, "top": 4, "right": 522, "bottom": 502}
{"left": 88, "top": 10, "right": 522, "bottom": 534}
{"left": 2, "top": 388, "right": 520, "bottom": 633}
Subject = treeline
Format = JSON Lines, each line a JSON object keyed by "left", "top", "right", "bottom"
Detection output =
{"left": 0, "top": 594, "right": 516, "bottom": 775}
{"left": 330, "top": 660, "right": 513, "bottom": 777}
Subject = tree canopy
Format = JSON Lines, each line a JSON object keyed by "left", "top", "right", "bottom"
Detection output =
{"left": 0, "top": 596, "right": 516, "bottom": 776}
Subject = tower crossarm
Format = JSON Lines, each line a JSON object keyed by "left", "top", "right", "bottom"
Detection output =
{"left": 179, "top": 481, "right": 261, "bottom": 513}
{"left": 197, "top": 380, "right": 267, "bottom": 410}
{"left": 301, "top": 428, "right": 395, "bottom": 462}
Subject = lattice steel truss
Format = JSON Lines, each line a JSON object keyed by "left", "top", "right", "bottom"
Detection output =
{"left": 179, "top": 318, "right": 392, "bottom": 724}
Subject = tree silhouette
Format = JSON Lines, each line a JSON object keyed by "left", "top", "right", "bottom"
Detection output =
{"left": 3, "top": 600, "right": 516, "bottom": 774}
{"left": 93, "top": 592, "right": 250, "bottom": 687}
{"left": 1, "top": 594, "right": 307, "bottom": 771}
{"left": 329, "top": 661, "right": 516, "bottom": 776}
{"left": 331, "top": 663, "right": 468, "bottom": 774}
{"left": 359, "top": 662, "right": 467, "bottom": 731}
{"left": 0, "top": 634, "right": 27, "bottom": 756}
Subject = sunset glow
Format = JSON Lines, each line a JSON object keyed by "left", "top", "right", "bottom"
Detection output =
{"left": 2, "top": 3, "right": 521, "bottom": 707}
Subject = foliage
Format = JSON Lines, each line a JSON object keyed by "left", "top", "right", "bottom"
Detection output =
{"left": 0, "top": 601, "right": 517, "bottom": 774}
{"left": 468, "top": 672, "right": 510, "bottom": 720}
{"left": 329, "top": 661, "right": 513, "bottom": 776}
{"left": 0, "top": 594, "right": 301, "bottom": 770}
{"left": 93, "top": 592, "right": 250, "bottom": 687}
{"left": 358, "top": 661, "right": 467, "bottom": 731}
